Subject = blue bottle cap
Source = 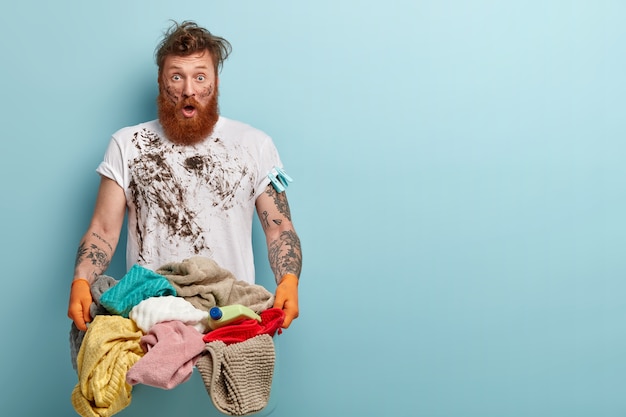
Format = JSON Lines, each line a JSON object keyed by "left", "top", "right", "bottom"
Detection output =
{"left": 209, "top": 307, "right": 223, "bottom": 320}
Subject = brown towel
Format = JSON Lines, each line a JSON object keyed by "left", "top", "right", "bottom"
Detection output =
{"left": 156, "top": 256, "right": 274, "bottom": 313}
{"left": 196, "top": 334, "right": 276, "bottom": 416}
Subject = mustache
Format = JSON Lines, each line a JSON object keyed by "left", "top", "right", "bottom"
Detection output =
{"left": 177, "top": 97, "right": 202, "bottom": 110}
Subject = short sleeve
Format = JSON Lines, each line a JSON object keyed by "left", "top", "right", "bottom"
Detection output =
{"left": 95, "top": 136, "right": 125, "bottom": 188}
{"left": 254, "top": 135, "right": 283, "bottom": 198}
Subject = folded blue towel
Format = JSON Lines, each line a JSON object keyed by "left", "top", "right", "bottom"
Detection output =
{"left": 100, "top": 264, "right": 176, "bottom": 317}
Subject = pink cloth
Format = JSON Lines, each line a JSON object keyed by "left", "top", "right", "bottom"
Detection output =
{"left": 126, "top": 320, "right": 206, "bottom": 389}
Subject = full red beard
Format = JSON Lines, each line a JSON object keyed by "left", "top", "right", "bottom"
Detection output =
{"left": 157, "top": 84, "right": 220, "bottom": 145}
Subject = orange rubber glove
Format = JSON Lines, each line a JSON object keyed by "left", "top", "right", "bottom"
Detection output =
{"left": 68, "top": 279, "right": 92, "bottom": 331}
{"left": 273, "top": 273, "right": 299, "bottom": 328}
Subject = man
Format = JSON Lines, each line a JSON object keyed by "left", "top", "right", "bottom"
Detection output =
{"left": 67, "top": 21, "right": 301, "bottom": 332}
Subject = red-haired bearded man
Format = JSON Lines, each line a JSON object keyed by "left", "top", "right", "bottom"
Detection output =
{"left": 67, "top": 20, "right": 301, "bottom": 332}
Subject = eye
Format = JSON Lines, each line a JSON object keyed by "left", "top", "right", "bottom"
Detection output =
{"left": 197, "top": 75, "right": 206, "bottom": 81}
{"left": 171, "top": 74, "right": 181, "bottom": 81}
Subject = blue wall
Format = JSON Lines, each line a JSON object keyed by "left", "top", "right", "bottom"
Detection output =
{"left": 1, "top": 1, "right": 625, "bottom": 416}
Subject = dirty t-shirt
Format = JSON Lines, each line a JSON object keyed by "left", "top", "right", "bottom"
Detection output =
{"left": 96, "top": 116, "right": 281, "bottom": 283}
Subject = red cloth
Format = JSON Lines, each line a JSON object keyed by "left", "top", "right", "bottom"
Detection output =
{"left": 202, "top": 308, "right": 285, "bottom": 344}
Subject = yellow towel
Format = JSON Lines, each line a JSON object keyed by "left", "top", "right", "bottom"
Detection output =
{"left": 71, "top": 315, "right": 144, "bottom": 417}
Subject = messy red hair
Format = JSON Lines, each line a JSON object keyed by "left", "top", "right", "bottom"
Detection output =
{"left": 155, "top": 20, "right": 232, "bottom": 75}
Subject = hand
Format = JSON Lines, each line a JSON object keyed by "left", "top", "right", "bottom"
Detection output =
{"left": 273, "top": 273, "right": 299, "bottom": 328}
{"left": 68, "top": 279, "right": 92, "bottom": 331}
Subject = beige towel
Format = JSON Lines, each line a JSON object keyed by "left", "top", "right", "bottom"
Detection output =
{"left": 156, "top": 256, "right": 274, "bottom": 313}
{"left": 196, "top": 334, "right": 276, "bottom": 416}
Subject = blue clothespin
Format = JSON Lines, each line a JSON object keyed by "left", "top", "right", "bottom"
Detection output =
{"left": 268, "top": 171, "right": 285, "bottom": 193}
{"left": 275, "top": 166, "right": 293, "bottom": 188}
{"left": 267, "top": 166, "right": 293, "bottom": 193}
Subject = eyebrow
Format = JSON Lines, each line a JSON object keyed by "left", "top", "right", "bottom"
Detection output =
{"left": 168, "top": 64, "right": 211, "bottom": 70}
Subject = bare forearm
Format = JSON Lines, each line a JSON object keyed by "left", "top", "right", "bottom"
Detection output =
{"left": 268, "top": 229, "right": 302, "bottom": 283}
{"left": 74, "top": 231, "right": 116, "bottom": 283}
{"left": 257, "top": 185, "right": 302, "bottom": 283}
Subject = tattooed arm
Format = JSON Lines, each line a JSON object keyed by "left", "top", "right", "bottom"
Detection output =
{"left": 256, "top": 184, "right": 302, "bottom": 280}
{"left": 74, "top": 177, "right": 127, "bottom": 282}
{"left": 256, "top": 184, "right": 302, "bottom": 328}
{"left": 68, "top": 176, "right": 126, "bottom": 330}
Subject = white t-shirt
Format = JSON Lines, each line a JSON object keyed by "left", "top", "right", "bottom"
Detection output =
{"left": 96, "top": 116, "right": 282, "bottom": 283}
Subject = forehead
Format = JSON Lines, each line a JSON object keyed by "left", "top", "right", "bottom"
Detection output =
{"left": 162, "top": 50, "right": 215, "bottom": 73}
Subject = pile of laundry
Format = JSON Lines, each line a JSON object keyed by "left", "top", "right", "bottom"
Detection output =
{"left": 69, "top": 256, "right": 284, "bottom": 417}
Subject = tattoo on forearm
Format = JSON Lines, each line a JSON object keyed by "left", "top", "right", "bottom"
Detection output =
{"left": 75, "top": 242, "right": 88, "bottom": 267}
{"left": 268, "top": 230, "right": 302, "bottom": 280}
{"left": 92, "top": 232, "right": 113, "bottom": 253}
{"left": 75, "top": 240, "right": 111, "bottom": 278}
{"left": 261, "top": 210, "right": 282, "bottom": 231}
{"left": 86, "top": 244, "right": 110, "bottom": 270}
{"left": 260, "top": 210, "right": 270, "bottom": 230}
{"left": 265, "top": 186, "right": 292, "bottom": 220}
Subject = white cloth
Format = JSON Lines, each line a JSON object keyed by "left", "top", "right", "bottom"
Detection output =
{"left": 129, "top": 295, "right": 210, "bottom": 333}
{"left": 96, "top": 116, "right": 282, "bottom": 283}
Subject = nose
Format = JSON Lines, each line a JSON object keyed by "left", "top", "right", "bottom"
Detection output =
{"left": 182, "top": 79, "right": 195, "bottom": 98}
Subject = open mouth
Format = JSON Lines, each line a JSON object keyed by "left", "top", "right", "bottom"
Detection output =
{"left": 181, "top": 105, "right": 196, "bottom": 118}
